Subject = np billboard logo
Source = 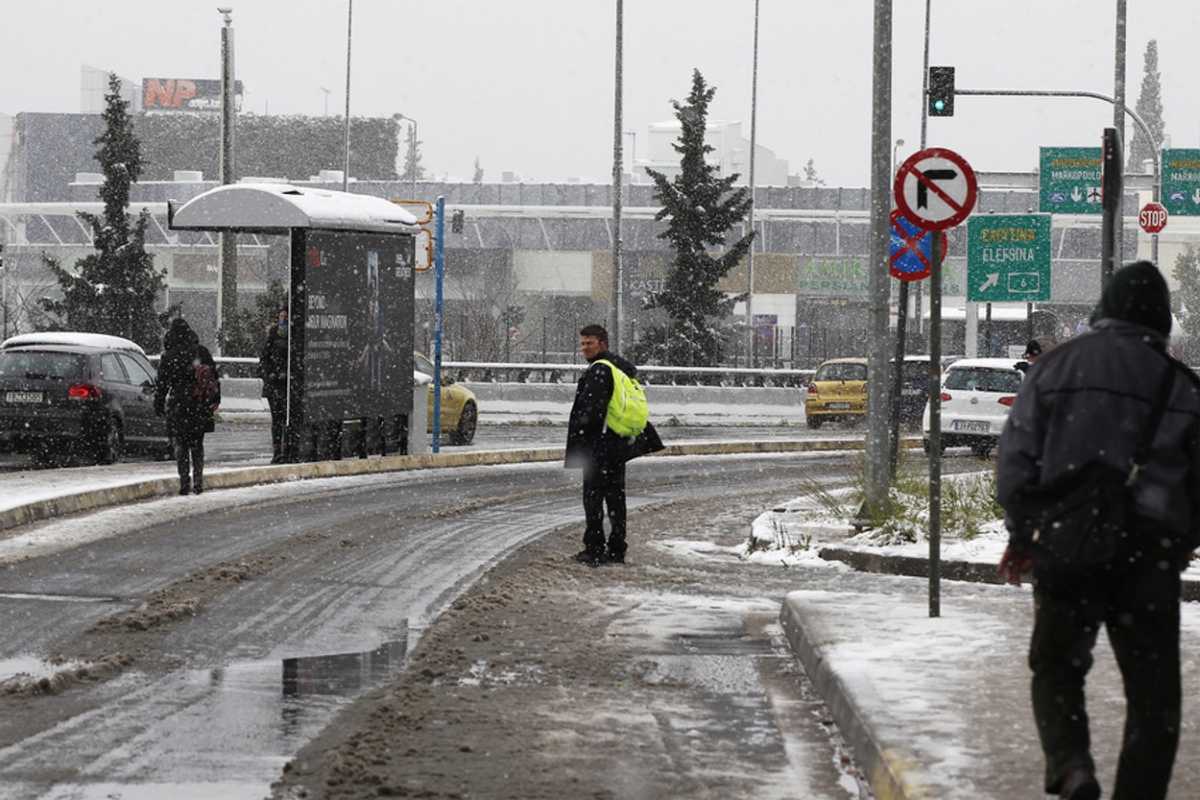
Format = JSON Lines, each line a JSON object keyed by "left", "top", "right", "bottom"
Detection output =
{"left": 142, "top": 78, "right": 244, "bottom": 112}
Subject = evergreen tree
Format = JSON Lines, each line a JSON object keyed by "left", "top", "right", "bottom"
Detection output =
{"left": 40, "top": 73, "right": 166, "bottom": 351}
{"left": 1172, "top": 245, "right": 1200, "bottom": 357}
{"left": 473, "top": 156, "right": 484, "bottom": 183}
{"left": 634, "top": 69, "right": 754, "bottom": 367}
{"left": 1127, "top": 39, "right": 1165, "bottom": 173}
{"left": 216, "top": 279, "right": 289, "bottom": 357}
{"left": 401, "top": 124, "right": 425, "bottom": 181}
{"left": 803, "top": 158, "right": 825, "bottom": 186}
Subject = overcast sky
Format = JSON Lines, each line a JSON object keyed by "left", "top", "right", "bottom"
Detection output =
{"left": 1, "top": 1, "right": 1194, "bottom": 186}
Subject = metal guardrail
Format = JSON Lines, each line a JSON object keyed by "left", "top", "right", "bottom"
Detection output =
{"left": 185, "top": 357, "right": 814, "bottom": 387}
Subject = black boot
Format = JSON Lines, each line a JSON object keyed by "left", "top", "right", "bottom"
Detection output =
{"left": 179, "top": 478, "right": 191, "bottom": 496}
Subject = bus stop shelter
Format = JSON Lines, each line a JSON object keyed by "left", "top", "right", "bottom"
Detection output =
{"left": 168, "top": 183, "right": 422, "bottom": 460}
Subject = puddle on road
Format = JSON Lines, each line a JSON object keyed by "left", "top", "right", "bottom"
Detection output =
{"left": 11, "top": 634, "right": 411, "bottom": 799}
{"left": 0, "top": 654, "right": 91, "bottom": 683}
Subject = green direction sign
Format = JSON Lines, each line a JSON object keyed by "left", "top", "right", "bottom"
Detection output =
{"left": 967, "top": 214, "right": 1051, "bottom": 302}
{"left": 1161, "top": 149, "right": 1200, "bottom": 216}
{"left": 1039, "top": 147, "right": 1102, "bottom": 214}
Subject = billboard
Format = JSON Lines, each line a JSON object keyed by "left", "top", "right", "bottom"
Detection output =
{"left": 142, "top": 78, "right": 244, "bottom": 112}
{"left": 296, "top": 230, "right": 415, "bottom": 423}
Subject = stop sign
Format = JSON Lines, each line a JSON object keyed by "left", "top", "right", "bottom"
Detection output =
{"left": 1139, "top": 201, "right": 1168, "bottom": 234}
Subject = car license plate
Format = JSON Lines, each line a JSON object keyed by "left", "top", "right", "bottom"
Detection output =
{"left": 954, "top": 420, "right": 990, "bottom": 434}
{"left": 827, "top": 402, "right": 851, "bottom": 410}
{"left": 901, "top": 388, "right": 921, "bottom": 396}
{"left": 4, "top": 391, "right": 43, "bottom": 404}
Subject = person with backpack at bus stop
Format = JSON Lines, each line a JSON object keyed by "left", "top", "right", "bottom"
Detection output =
{"left": 155, "top": 318, "right": 221, "bottom": 495}
{"left": 565, "top": 324, "right": 663, "bottom": 567}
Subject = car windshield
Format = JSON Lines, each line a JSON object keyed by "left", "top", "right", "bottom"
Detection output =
{"left": 900, "top": 361, "right": 931, "bottom": 388}
{"left": 944, "top": 367, "right": 1022, "bottom": 393}
{"left": 815, "top": 363, "right": 867, "bottom": 382}
{"left": 0, "top": 351, "right": 85, "bottom": 381}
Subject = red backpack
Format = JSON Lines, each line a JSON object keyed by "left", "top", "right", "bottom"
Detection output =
{"left": 192, "top": 359, "right": 220, "bottom": 408}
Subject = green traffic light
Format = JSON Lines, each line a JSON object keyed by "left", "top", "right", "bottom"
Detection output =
{"left": 933, "top": 99, "right": 945, "bottom": 112}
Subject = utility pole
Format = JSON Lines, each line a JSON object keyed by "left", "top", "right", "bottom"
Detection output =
{"left": 863, "top": 0, "right": 893, "bottom": 516}
{"left": 1111, "top": 0, "right": 1126, "bottom": 272}
{"left": 217, "top": 7, "right": 237, "bottom": 350}
{"left": 746, "top": 0, "right": 760, "bottom": 368}
{"left": 610, "top": 0, "right": 623, "bottom": 353}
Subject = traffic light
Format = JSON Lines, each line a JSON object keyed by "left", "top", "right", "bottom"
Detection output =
{"left": 450, "top": 209, "right": 465, "bottom": 233}
{"left": 928, "top": 66, "right": 955, "bottom": 117}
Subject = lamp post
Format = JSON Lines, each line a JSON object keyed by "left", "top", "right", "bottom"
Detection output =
{"left": 342, "top": 0, "right": 353, "bottom": 192}
{"left": 891, "top": 138, "right": 905, "bottom": 179}
{"left": 745, "top": 0, "right": 761, "bottom": 368}
{"left": 394, "top": 113, "right": 418, "bottom": 198}
{"left": 216, "top": 6, "right": 238, "bottom": 350}
{"left": 320, "top": 86, "right": 330, "bottom": 116}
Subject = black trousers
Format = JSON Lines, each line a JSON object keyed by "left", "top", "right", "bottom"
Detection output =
{"left": 1030, "top": 541, "right": 1182, "bottom": 799}
{"left": 267, "top": 395, "right": 286, "bottom": 457}
{"left": 175, "top": 432, "right": 205, "bottom": 492}
{"left": 582, "top": 460, "right": 626, "bottom": 557}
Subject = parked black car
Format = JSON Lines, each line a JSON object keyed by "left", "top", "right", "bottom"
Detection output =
{"left": 0, "top": 333, "right": 171, "bottom": 465}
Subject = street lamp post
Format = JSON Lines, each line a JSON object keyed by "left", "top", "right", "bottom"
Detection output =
{"left": 342, "top": 0, "right": 353, "bottom": 192}
{"left": 320, "top": 86, "right": 330, "bottom": 116}
{"left": 216, "top": 6, "right": 238, "bottom": 350}
{"left": 395, "top": 113, "right": 418, "bottom": 198}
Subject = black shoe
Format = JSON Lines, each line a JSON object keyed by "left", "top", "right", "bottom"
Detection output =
{"left": 1059, "top": 769, "right": 1100, "bottom": 800}
{"left": 606, "top": 551, "right": 625, "bottom": 564}
{"left": 573, "top": 549, "right": 606, "bottom": 567}
{"left": 270, "top": 454, "right": 285, "bottom": 464}
{"left": 193, "top": 484, "right": 204, "bottom": 495}
{"left": 179, "top": 484, "right": 191, "bottom": 496}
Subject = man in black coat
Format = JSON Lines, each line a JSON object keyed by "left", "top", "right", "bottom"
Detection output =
{"left": 997, "top": 261, "right": 1200, "bottom": 800}
{"left": 155, "top": 318, "right": 220, "bottom": 495}
{"left": 565, "top": 324, "right": 663, "bottom": 566}
{"left": 259, "top": 307, "right": 289, "bottom": 463}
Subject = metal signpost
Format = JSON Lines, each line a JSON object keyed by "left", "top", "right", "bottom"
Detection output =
{"left": 1039, "top": 147, "right": 1103, "bottom": 215}
{"left": 966, "top": 214, "right": 1052, "bottom": 303}
{"left": 1161, "top": 149, "right": 1200, "bottom": 217}
{"left": 894, "top": 146, "right": 978, "bottom": 619}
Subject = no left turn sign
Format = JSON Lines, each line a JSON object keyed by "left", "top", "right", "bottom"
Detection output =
{"left": 894, "top": 147, "right": 978, "bottom": 231}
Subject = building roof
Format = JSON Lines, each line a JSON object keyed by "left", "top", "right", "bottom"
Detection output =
{"left": 168, "top": 183, "right": 419, "bottom": 235}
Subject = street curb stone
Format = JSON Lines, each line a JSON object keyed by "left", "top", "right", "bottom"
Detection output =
{"left": 779, "top": 594, "right": 923, "bottom": 800}
{"left": 0, "top": 437, "right": 919, "bottom": 534}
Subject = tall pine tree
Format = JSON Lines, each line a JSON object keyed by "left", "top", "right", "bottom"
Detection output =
{"left": 41, "top": 73, "right": 165, "bottom": 351}
{"left": 634, "top": 69, "right": 754, "bottom": 366}
{"left": 1127, "top": 39, "right": 1165, "bottom": 172}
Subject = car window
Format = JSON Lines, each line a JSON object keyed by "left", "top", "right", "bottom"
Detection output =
{"left": 0, "top": 351, "right": 85, "bottom": 381}
{"left": 119, "top": 354, "right": 155, "bottom": 386}
{"left": 815, "top": 363, "right": 867, "bottom": 382}
{"left": 100, "top": 353, "right": 129, "bottom": 383}
{"left": 414, "top": 353, "right": 433, "bottom": 375}
{"left": 944, "top": 367, "right": 1022, "bottom": 393}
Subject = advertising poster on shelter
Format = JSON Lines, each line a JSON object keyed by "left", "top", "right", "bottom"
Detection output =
{"left": 301, "top": 230, "right": 415, "bottom": 422}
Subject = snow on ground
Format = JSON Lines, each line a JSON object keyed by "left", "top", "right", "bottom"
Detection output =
{"left": 743, "top": 469, "right": 1012, "bottom": 566}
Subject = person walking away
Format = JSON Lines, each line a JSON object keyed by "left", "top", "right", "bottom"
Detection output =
{"left": 565, "top": 324, "right": 663, "bottom": 566}
{"left": 155, "top": 318, "right": 221, "bottom": 495}
{"left": 260, "top": 307, "right": 289, "bottom": 463}
{"left": 996, "top": 261, "right": 1200, "bottom": 800}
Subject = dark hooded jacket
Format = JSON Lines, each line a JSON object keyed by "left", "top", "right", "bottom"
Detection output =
{"left": 155, "top": 319, "right": 220, "bottom": 440}
{"left": 997, "top": 261, "right": 1200, "bottom": 548}
{"left": 565, "top": 350, "right": 664, "bottom": 469}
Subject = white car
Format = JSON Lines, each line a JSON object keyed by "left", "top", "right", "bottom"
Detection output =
{"left": 922, "top": 357, "right": 1025, "bottom": 456}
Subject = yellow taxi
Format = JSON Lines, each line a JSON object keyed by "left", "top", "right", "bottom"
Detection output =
{"left": 805, "top": 357, "right": 868, "bottom": 429}
{"left": 415, "top": 352, "right": 478, "bottom": 445}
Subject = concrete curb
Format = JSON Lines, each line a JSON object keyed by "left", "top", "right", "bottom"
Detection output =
{"left": 819, "top": 545, "right": 1200, "bottom": 602}
{"left": 779, "top": 595, "right": 924, "bottom": 800}
{"left": 0, "top": 437, "right": 917, "bottom": 535}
